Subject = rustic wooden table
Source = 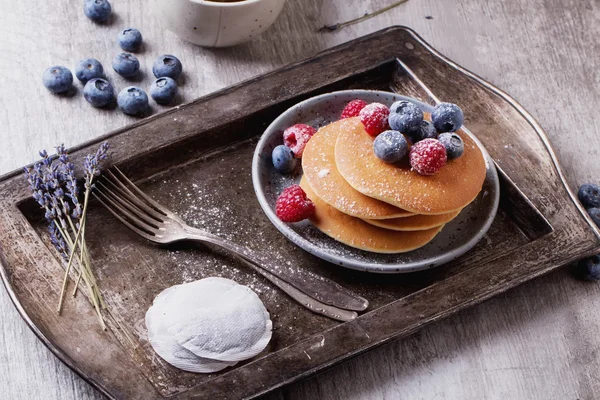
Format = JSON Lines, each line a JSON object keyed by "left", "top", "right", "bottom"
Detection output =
{"left": 1, "top": 0, "right": 599, "bottom": 399}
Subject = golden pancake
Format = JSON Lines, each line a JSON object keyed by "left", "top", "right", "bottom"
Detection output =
{"left": 362, "top": 209, "right": 461, "bottom": 231}
{"left": 335, "top": 117, "right": 486, "bottom": 214}
{"left": 300, "top": 177, "right": 442, "bottom": 253}
{"left": 302, "top": 118, "right": 414, "bottom": 220}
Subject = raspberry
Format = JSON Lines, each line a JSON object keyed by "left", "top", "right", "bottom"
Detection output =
{"left": 359, "top": 103, "right": 390, "bottom": 136}
{"left": 341, "top": 99, "right": 367, "bottom": 119}
{"left": 409, "top": 138, "right": 447, "bottom": 175}
{"left": 283, "top": 124, "right": 316, "bottom": 158}
{"left": 275, "top": 185, "right": 315, "bottom": 222}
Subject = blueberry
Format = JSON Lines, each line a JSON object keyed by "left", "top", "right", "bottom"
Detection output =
{"left": 42, "top": 66, "right": 73, "bottom": 93}
{"left": 83, "top": 78, "right": 114, "bottom": 107}
{"left": 438, "top": 132, "right": 464, "bottom": 159}
{"left": 117, "top": 87, "right": 149, "bottom": 115}
{"left": 588, "top": 208, "right": 600, "bottom": 227}
{"left": 272, "top": 145, "right": 297, "bottom": 174}
{"left": 578, "top": 184, "right": 600, "bottom": 209}
{"left": 576, "top": 255, "right": 600, "bottom": 281}
{"left": 388, "top": 101, "right": 423, "bottom": 134}
{"left": 152, "top": 55, "right": 182, "bottom": 80}
{"left": 432, "top": 102, "right": 464, "bottom": 132}
{"left": 83, "top": 0, "right": 111, "bottom": 23}
{"left": 373, "top": 130, "right": 408, "bottom": 163}
{"left": 112, "top": 53, "right": 140, "bottom": 78}
{"left": 410, "top": 120, "right": 438, "bottom": 143}
{"left": 150, "top": 77, "right": 178, "bottom": 105}
{"left": 75, "top": 58, "right": 104, "bottom": 84}
{"left": 118, "top": 28, "right": 143, "bottom": 52}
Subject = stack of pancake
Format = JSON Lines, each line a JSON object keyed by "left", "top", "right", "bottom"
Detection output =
{"left": 300, "top": 116, "right": 486, "bottom": 253}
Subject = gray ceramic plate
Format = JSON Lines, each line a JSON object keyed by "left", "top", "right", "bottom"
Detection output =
{"left": 252, "top": 90, "right": 499, "bottom": 273}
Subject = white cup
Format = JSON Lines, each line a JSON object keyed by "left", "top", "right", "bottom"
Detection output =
{"left": 152, "top": 0, "right": 287, "bottom": 48}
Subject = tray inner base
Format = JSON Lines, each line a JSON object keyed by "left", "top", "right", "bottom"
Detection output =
{"left": 19, "top": 131, "right": 550, "bottom": 396}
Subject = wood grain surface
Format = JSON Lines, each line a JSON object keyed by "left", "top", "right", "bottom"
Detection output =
{"left": 0, "top": 0, "right": 599, "bottom": 399}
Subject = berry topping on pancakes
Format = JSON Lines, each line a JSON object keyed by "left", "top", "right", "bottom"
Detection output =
{"left": 283, "top": 124, "right": 316, "bottom": 158}
{"left": 438, "top": 132, "right": 465, "bottom": 159}
{"left": 373, "top": 130, "right": 408, "bottom": 163}
{"left": 409, "top": 138, "right": 447, "bottom": 175}
{"left": 359, "top": 103, "right": 390, "bottom": 136}
{"left": 410, "top": 119, "right": 438, "bottom": 143}
{"left": 432, "top": 102, "right": 464, "bottom": 133}
{"left": 341, "top": 99, "right": 368, "bottom": 119}
{"left": 388, "top": 100, "right": 424, "bottom": 134}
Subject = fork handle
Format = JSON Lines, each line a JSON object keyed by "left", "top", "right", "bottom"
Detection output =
{"left": 183, "top": 226, "right": 369, "bottom": 312}
{"left": 232, "top": 256, "right": 358, "bottom": 322}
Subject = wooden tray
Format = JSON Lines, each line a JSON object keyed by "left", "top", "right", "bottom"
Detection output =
{"left": 1, "top": 26, "right": 599, "bottom": 400}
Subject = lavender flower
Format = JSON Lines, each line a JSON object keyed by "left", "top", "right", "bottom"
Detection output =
{"left": 24, "top": 167, "right": 44, "bottom": 201}
{"left": 48, "top": 223, "right": 68, "bottom": 260}
{"left": 33, "top": 161, "right": 43, "bottom": 175}
{"left": 39, "top": 150, "right": 51, "bottom": 166}
{"left": 32, "top": 190, "right": 47, "bottom": 208}
{"left": 25, "top": 142, "right": 109, "bottom": 228}
{"left": 56, "top": 144, "right": 67, "bottom": 156}
{"left": 55, "top": 144, "right": 83, "bottom": 221}
{"left": 84, "top": 141, "right": 109, "bottom": 189}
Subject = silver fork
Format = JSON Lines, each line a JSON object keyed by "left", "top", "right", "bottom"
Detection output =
{"left": 93, "top": 168, "right": 369, "bottom": 322}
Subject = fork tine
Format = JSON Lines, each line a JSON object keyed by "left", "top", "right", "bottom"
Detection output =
{"left": 112, "top": 167, "right": 171, "bottom": 215}
{"left": 94, "top": 189, "right": 159, "bottom": 235}
{"left": 101, "top": 172, "right": 167, "bottom": 221}
{"left": 96, "top": 182, "right": 161, "bottom": 229}
{"left": 93, "top": 193, "right": 159, "bottom": 242}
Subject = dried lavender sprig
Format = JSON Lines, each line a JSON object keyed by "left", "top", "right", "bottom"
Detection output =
{"left": 25, "top": 145, "right": 107, "bottom": 328}
{"left": 57, "top": 141, "right": 109, "bottom": 327}
{"left": 24, "top": 161, "right": 93, "bottom": 313}
{"left": 48, "top": 223, "right": 68, "bottom": 261}
{"left": 83, "top": 141, "right": 109, "bottom": 190}
{"left": 54, "top": 145, "right": 78, "bottom": 219}
{"left": 24, "top": 164, "right": 43, "bottom": 193}
{"left": 29, "top": 155, "right": 72, "bottom": 263}
{"left": 53, "top": 147, "right": 83, "bottom": 236}
{"left": 55, "top": 144, "right": 89, "bottom": 296}
{"left": 23, "top": 165, "right": 65, "bottom": 231}
{"left": 32, "top": 152, "right": 71, "bottom": 231}
{"left": 68, "top": 141, "right": 108, "bottom": 274}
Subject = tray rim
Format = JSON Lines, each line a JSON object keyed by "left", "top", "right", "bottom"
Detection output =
{"left": 0, "top": 25, "right": 599, "bottom": 399}
{"left": 251, "top": 89, "right": 501, "bottom": 273}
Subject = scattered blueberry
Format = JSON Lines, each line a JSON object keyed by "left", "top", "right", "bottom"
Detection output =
{"left": 432, "top": 102, "right": 464, "bottom": 132}
{"left": 118, "top": 28, "right": 143, "bottom": 52}
{"left": 410, "top": 120, "right": 438, "bottom": 143}
{"left": 150, "top": 77, "right": 178, "bottom": 105}
{"left": 112, "top": 53, "right": 140, "bottom": 78}
{"left": 83, "top": 78, "right": 114, "bottom": 107}
{"left": 438, "top": 132, "right": 464, "bottom": 159}
{"left": 75, "top": 58, "right": 104, "bottom": 84}
{"left": 576, "top": 255, "right": 600, "bottom": 281}
{"left": 588, "top": 208, "right": 600, "bottom": 227}
{"left": 83, "top": 0, "right": 112, "bottom": 23}
{"left": 578, "top": 184, "right": 600, "bottom": 209}
{"left": 42, "top": 66, "right": 73, "bottom": 94}
{"left": 272, "top": 145, "right": 297, "bottom": 174}
{"left": 152, "top": 55, "right": 182, "bottom": 80}
{"left": 117, "top": 87, "right": 149, "bottom": 115}
{"left": 373, "top": 130, "right": 408, "bottom": 163}
{"left": 388, "top": 100, "right": 423, "bottom": 134}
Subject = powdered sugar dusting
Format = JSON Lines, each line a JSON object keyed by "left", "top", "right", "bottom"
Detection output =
{"left": 317, "top": 168, "right": 330, "bottom": 178}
